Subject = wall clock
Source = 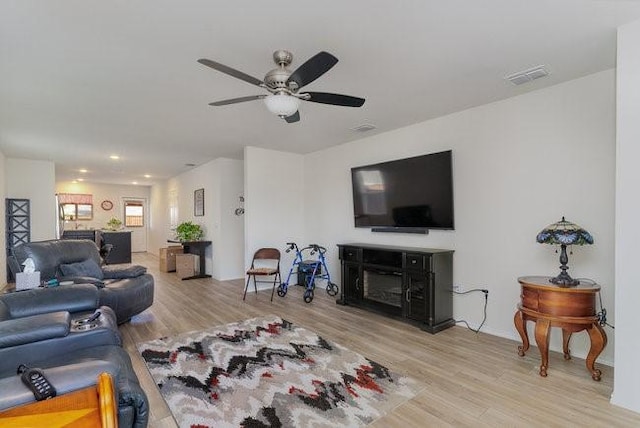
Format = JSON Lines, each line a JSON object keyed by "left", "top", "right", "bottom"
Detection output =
{"left": 101, "top": 200, "right": 114, "bottom": 211}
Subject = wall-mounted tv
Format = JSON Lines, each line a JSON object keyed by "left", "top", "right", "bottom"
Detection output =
{"left": 351, "top": 150, "right": 454, "bottom": 232}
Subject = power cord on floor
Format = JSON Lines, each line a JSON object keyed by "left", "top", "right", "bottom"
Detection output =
{"left": 575, "top": 278, "right": 615, "bottom": 330}
{"left": 597, "top": 291, "right": 615, "bottom": 329}
{"left": 452, "top": 288, "right": 488, "bottom": 333}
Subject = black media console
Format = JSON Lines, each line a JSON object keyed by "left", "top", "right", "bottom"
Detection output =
{"left": 337, "top": 243, "right": 454, "bottom": 333}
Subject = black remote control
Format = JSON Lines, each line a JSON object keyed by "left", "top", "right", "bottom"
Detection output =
{"left": 76, "top": 310, "right": 102, "bottom": 325}
{"left": 17, "top": 364, "right": 56, "bottom": 401}
{"left": 86, "top": 310, "right": 101, "bottom": 323}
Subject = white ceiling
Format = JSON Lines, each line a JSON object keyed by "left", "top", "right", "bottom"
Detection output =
{"left": 2, "top": 0, "right": 640, "bottom": 185}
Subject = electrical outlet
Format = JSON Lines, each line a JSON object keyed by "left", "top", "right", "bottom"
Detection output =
{"left": 453, "top": 284, "right": 462, "bottom": 292}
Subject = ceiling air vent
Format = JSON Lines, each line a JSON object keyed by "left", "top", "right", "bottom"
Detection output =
{"left": 352, "top": 123, "right": 377, "bottom": 133}
{"left": 505, "top": 65, "right": 549, "bottom": 86}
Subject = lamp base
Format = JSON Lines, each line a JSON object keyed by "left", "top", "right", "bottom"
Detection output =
{"left": 549, "top": 272, "right": 580, "bottom": 287}
{"left": 548, "top": 243, "right": 580, "bottom": 287}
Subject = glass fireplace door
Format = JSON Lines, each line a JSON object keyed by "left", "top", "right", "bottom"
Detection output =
{"left": 362, "top": 267, "right": 403, "bottom": 315}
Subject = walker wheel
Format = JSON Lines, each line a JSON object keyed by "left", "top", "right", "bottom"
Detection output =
{"left": 277, "top": 284, "right": 287, "bottom": 297}
{"left": 303, "top": 289, "right": 314, "bottom": 303}
{"left": 327, "top": 282, "right": 339, "bottom": 296}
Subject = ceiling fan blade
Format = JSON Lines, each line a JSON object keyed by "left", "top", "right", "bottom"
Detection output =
{"left": 284, "top": 111, "right": 300, "bottom": 123}
{"left": 198, "top": 58, "right": 264, "bottom": 87}
{"left": 209, "top": 95, "right": 266, "bottom": 106}
{"left": 287, "top": 51, "right": 338, "bottom": 89}
{"left": 304, "top": 92, "right": 365, "bottom": 107}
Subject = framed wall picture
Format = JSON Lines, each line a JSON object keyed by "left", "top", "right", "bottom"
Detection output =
{"left": 194, "top": 188, "right": 205, "bottom": 216}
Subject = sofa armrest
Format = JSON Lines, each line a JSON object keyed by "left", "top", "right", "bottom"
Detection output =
{"left": 0, "top": 312, "right": 70, "bottom": 348}
{"left": 0, "top": 360, "right": 116, "bottom": 411}
{"left": 117, "top": 380, "right": 149, "bottom": 428}
{"left": 58, "top": 276, "right": 105, "bottom": 288}
{"left": 0, "top": 284, "right": 100, "bottom": 318}
{"left": 101, "top": 265, "right": 147, "bottom": 279}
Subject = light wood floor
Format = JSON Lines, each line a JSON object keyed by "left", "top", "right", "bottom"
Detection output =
{"left": 120, "top": 253, "right": 640, "bottom": 427}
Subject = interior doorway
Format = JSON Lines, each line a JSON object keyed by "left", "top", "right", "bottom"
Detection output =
{"left": 122, "top": 197, "right": 148, "bottom": 252}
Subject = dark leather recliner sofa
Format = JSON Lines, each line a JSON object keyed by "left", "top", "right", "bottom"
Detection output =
{"left": 13, "top": 239, "right": 154, "bottom": 324}
{"left": 0, "top": 285, "right": 121, "bottom": 371}
{"left": 0, "top": 284, "right": 149, "bottom": 427}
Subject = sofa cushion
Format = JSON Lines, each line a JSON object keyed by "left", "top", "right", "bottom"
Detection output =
{"left": 60, "top": 258, "right": 104, "bottom": 280}
{"left": 0, "top": 311, "right": 70, "bottom": 348}
{"left": 0, "top": 284, "right": 100, "bottom": 319}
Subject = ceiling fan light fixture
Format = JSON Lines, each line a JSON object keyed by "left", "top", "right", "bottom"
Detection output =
{"left": 199, "top": 50, "right": 364, "bottom": 124}
{"left": 264, "top": 93, "right": 300, "bottom": 117}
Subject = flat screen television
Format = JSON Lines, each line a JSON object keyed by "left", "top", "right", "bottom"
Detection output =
{"left": 351, "top": 150, "right": 454, "bottom": 232}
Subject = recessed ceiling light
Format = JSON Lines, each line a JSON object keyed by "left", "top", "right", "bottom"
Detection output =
{"left": 144, "top": 174, "right": 151, "bottom": 178}
{"left": 110, "top": 155, "right": 120, "bottom": 160}
{"left": 79, "top": 169, "right": 88, "bottom": 173}
{"left": 77, "top": 178, "right": 84, "bottom": 182}
{"left": 132, "top": 181, "right": 138, "bottom": 185}
{"left": 71, "top": 180, "right": 78, "bottom": 184}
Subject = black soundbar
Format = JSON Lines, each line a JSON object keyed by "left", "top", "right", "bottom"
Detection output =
{"left": 371, "top": 227, "right": 428, "bottom": 234}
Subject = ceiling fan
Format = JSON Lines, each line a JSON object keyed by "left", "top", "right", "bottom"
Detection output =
{"left": 197, "top": 50, "right": 365, "bottom": 123}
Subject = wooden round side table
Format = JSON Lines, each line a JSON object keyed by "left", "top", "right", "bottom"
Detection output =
{"left": 514, "top": 276, "right": 607, "bottom": 381}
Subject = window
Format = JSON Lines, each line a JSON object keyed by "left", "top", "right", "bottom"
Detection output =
{"left": 61, "top": 203, "right": 93, "bottom": 220}
{"left": 61, "top": 203, "right": 77, "bottom": 220}
{"left": 77, "top": 204, "right": 93, "bottom": 220}
{"left": 124, "top": 201, "right": 144, "bottom": 227}
{"left": 58, "top": 193, "right": 93, "bottom": 221}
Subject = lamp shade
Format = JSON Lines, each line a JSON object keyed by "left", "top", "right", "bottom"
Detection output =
{"left": 536, "top": 216, "right": 593, "bottom": 286}
{"left": 536, "top": 216, "right": 594, "bottom": 246}
{"left": 264, "top": 94, "right": 300, "bottom": 117}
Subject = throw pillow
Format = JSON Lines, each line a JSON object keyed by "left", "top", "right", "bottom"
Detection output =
{"left": 59, "top": 259, "right": 104, "bottom": 280}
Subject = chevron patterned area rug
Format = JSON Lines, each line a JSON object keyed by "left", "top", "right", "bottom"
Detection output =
{"left": 138, "top": 315, "right": 422, "bottom": 428}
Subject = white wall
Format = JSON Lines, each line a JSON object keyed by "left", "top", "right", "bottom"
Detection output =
{"left": 217, "top": 158, "right": 244, "bottom": 280}
{"left": 304, "top": 70, "right": 616, "bottom": 364}
{"left": 56, "top": 181, "right": 150, "bottom": 229}
{"left": 165, "top": 163, "right": 215, "bottom": 276}
{"left": 0, "top": 150, "right": 6, "bottom": 286}
{"left": 612, "top": 19, "right": 640, "bottom": 413}
{"left": 6, "top": 158, "right": 56, "bottom": 241}
{"left": 56, "top": 181, "right": 151, "bottom": 252}
{"left": 244, "top": 147, "right": 304, "bottom": 286}
{"left": 150, "top": 158, "right": 244, "bottom": 280}
{"left": 148, "top": 181, "right": 169, "bottom": 257}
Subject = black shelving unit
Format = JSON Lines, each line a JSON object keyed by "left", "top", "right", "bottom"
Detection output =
{"left": 5, "top": 198, "right": 30, "bottom": 282}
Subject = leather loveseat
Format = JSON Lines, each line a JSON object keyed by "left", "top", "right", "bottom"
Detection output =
{"left": 13, "top": 239, "right": 154, "bottom": 324}
{"left": 0, "top": 284, "right": 149, "bottom": 427}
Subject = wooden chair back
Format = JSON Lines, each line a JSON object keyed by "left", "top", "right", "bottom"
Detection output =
{"left": 252, "top": 248, "right": 280, "bottom": 262}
